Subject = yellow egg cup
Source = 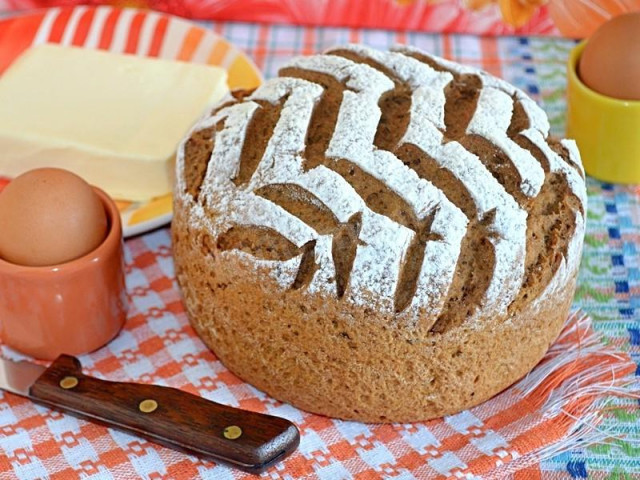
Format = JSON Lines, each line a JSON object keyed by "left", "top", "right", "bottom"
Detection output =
{"left": 567, "top": 41, "right": 640, "bottom": 184}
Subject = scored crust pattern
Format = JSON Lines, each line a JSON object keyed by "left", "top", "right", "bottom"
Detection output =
{"left": 177, "top": 45, "right": 586, "bottom": 333}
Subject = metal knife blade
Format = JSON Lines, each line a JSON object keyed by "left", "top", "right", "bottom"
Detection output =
{"left": 0, "top": 354, "right": 299, "bottom": 473}
{"left": 0, "top": 357, "right": 46, "bottom": 396}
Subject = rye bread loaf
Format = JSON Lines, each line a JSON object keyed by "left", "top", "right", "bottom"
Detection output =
{"left": 172, "top": 45, "right": 587, "bottom": 423}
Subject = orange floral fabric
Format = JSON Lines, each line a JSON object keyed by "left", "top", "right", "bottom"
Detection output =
{"left": 2, "top": 0, "right": 640, "bottom": 37}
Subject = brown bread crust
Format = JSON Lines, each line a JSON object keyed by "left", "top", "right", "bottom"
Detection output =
{"left": 173, "top": 210, "right": 576, "bottom": 422}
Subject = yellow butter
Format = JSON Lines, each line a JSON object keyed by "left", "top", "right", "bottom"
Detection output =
{"left": 0, "top": 44, "right": 229, "bottom": 201}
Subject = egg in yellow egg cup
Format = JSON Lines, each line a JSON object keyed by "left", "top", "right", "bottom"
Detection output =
{"left": 567, "top": 41, "right": 640, "bottom": 184}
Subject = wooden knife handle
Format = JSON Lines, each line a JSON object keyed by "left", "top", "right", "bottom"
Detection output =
{"left": 28, "top": 355, "right": 299, "bottom": 473}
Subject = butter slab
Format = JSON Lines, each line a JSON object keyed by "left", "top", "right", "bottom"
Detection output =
{"left": 0, "top": 44, "right": 229, "bottom": 201}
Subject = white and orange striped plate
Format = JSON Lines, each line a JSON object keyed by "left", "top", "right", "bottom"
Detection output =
{"left": 0, "top": 6, "right": 262, "bottom": 237}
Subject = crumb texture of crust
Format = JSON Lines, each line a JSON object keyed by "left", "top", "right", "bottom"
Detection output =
{"left": 176, "top": 44, "right": 586, "bottom": 330}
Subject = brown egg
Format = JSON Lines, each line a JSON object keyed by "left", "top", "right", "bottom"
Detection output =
{"left": 0, "top": 168, "right": 108, "bottom": 266}
{"left": 579, "top": 12, "right": 640, "bottom": 101}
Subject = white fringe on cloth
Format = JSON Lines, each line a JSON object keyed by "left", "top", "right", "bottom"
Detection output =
{"left": 484, "top": 311, "right": 639, "bottom": 479}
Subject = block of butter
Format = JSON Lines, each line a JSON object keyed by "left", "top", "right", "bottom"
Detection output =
{"left": 0, "top": 44, "right": 229, "bottom": 201}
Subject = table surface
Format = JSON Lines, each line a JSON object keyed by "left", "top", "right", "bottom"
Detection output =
{"left": 0, "top": 16, "right": 639, "bottom": 480}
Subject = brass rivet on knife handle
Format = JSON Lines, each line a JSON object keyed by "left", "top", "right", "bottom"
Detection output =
{"left": 139, "top": 399, "right": 158, "bottom": 413}
{"left": 223, "top": 425, "right": 243, "bottom": 440}
{"left": 59, "top": 376, "right": 79, "bottom": 390}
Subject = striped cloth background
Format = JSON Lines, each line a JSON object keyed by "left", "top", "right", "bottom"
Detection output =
{"left": 0, "top": 8, "right": 638, "bottom": 479}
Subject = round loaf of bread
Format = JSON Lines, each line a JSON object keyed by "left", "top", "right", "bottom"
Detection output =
{"left": 173, "top": 45, "right": 586, "bottom": 423}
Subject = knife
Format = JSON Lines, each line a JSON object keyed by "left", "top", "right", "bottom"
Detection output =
{"left": 0, "top": 354, "right": 299, "bottom": 474}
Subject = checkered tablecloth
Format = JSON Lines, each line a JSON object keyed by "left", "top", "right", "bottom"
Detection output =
{"left": 1, "top": 19, "right": 639, "bottom": 479}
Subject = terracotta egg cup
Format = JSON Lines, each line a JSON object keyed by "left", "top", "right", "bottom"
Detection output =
{"left": 0, "top": 188, "right": 127, "bottom": 360}
{"left": 567, "top": 41, "right": 640, "bottom": 184}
